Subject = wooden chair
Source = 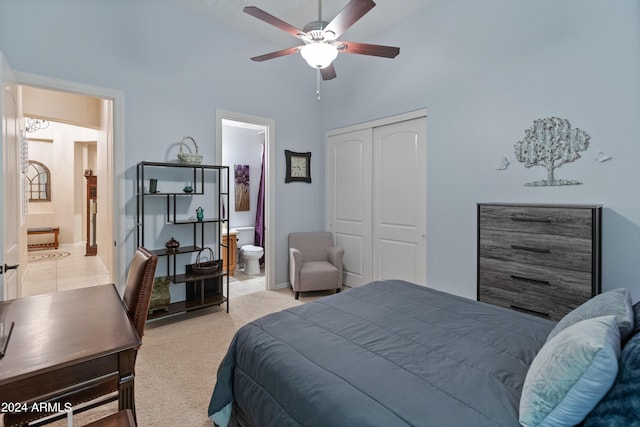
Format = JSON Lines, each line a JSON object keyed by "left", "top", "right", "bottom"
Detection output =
{"left": 3, "top": 247, "right": 157, "bottom": 427}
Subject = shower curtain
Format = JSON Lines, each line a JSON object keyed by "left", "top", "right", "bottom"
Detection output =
{"left": 254, "top": 143, "right": 265, "bottom": 264}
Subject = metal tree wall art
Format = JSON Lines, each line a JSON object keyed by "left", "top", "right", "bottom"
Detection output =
{"left": 514, "top": 117, "right": 590, "bottom": 186}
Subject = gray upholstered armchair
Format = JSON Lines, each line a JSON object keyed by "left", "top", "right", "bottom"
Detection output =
{"left": 288, "top": 232, "right": 344, "bottom": 299}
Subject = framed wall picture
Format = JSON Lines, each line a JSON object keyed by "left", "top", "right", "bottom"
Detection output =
{"left": 285, "top": 150, "right": 311, "bottom": 183}
{"left": 234, "top": 164, "right": 250, "bottom": 211}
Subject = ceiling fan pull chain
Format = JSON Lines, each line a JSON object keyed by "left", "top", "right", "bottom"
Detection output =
{"left": 316, "top": 69, "right": 321, "bottom": 102}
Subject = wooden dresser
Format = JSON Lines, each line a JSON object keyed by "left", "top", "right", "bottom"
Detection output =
{"left": 477, "top": 203, "right": 602, "bottom": 321}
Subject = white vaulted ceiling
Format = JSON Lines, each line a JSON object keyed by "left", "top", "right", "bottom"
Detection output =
{"left": 180, "top": 0, "right": 437, "bottom": 47}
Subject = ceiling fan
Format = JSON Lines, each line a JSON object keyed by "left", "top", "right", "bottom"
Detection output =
{"left": 243, "top": 0, "right": 400, "bottom": 81}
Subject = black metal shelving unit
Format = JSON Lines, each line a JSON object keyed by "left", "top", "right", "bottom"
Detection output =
{"left": 136, "top": 161, "right": 230, "bottom": 318}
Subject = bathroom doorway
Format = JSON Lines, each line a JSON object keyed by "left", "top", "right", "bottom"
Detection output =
{"left": 216, "top": 110, "right": 275, "bottom": 294}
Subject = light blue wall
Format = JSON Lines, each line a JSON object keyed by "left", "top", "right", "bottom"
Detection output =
{"left": 0, "top": 0, "right": 325, "bottom": 286}
{"left": 2, "top": 0, "right": 639, "bottom": 300}
{"left": 320, "top": 0, "right": 640, "bottom": 301}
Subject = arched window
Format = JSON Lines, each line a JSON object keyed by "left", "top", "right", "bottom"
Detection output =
{"left": 26, "top": 160, "right": 51, "bottom": 201}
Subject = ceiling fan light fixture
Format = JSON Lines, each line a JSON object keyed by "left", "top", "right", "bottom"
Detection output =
{"left": 300, "top": 43, "right": 338, "bottom": 69}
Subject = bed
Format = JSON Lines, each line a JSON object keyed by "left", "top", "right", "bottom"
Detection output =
{"left": 208, "top": 280, "right": 639, "bottom": 427}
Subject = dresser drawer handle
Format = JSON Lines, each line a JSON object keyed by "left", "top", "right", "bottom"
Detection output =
{"left": 510, "top": 244, "right": 551, "bottom": 254}
{"left": 510, "top": 304, "right": 550, "bottom": 318}
{"left": 510, "top": 216, "right": 551, "bottom": 223}
{"left": 510, "top": 275, "right": 550, "bottom": 286}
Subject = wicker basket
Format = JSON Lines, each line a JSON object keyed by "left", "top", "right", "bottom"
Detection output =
{"left": 191, "top": 247, "right": 219, "bottom": 275}
{"left": 177, "top": 136, "right": 203, "bottom": 165}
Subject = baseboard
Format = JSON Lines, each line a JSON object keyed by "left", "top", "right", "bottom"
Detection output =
{"left": 274, "top": 282, "right": 291, "bottom": 290}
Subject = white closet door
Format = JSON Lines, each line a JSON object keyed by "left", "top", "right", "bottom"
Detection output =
{"left": 327, "top": 113, "right": 427, "bottom": 287}
{"left": 327, "top": 128, "right": 373, "bottom": 287}
{"left": 373, "top": 118, "right": 427, "bottom": 285}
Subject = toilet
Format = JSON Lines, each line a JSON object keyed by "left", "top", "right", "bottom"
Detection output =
{"left": 234, "top": 226, "right": 264, "bottom": 275}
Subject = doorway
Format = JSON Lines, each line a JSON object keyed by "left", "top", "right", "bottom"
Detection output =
{"left": 21, "top": 125, "right": 110, "bottom": 296}
{"left": 21, "top": 94, "right": 112, "bottom": 296}
{"left": 14, "top": 72, "right": 126, "bottom": 295}
{"left": 216, "top": 109, "right": 275, "bottom": 292}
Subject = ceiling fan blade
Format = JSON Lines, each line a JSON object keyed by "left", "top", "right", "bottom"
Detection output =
{"left": 250, "top": 47, "right": 300, "bottom": 62}
{"left": 320, "top": 64, "right": 337, "bottom": 80}
{"left": 323, "top": 0, "right": 376, "bottom": 39}
{"left": 243, "top": 6, "right": 306, "bottom": 39}
{"left": 339, "top": 41, "right": 399, "bottom": 58}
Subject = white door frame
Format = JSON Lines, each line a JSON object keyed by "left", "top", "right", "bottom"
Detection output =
{"left": 326, "top": 109, "right": 428, "bottom": 138}
{"left": 15, "top": 71, "right": 126, "bottom": 291}
{"left": 216, "top": 109, "right": 275, "bottom": 291}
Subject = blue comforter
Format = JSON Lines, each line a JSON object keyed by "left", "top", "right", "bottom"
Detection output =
{"left": 208, "top": 280, "right": 555, "bottom": 427}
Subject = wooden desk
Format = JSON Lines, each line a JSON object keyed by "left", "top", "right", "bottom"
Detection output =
{"left": 0, "top": 284, "right": 141, "bottom": 425}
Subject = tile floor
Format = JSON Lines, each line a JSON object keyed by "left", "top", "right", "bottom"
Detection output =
{"left": 21, "top": 244, "right": 111, "bottom": 297}
{"left": 21, "top": 244, "right": 266, "bottom": 299}
{"left": 228, "top": 266, "right": 266, "bottom": 298}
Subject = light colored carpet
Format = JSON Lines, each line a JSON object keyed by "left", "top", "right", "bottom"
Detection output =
{"left": 12, "top": 287, "right": 332, "bottom": 427}
{"left": 134, "top": 288, "right": 305, "bottom": 426}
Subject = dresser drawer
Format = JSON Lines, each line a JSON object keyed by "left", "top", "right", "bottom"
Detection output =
{"left": 479, "top": 257, "right": 592, "bottom": 299}
{"left": 479, "top": 260, "right": 591, "bottom": 320}
{"left": 479, "top": 284, "right": 584, "bottom": 321}
{"left": 479, "top": 205, "right": 595, "bottom": 239}
{"left": 479, "top": 228, "right": 593, "bottom": 272}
